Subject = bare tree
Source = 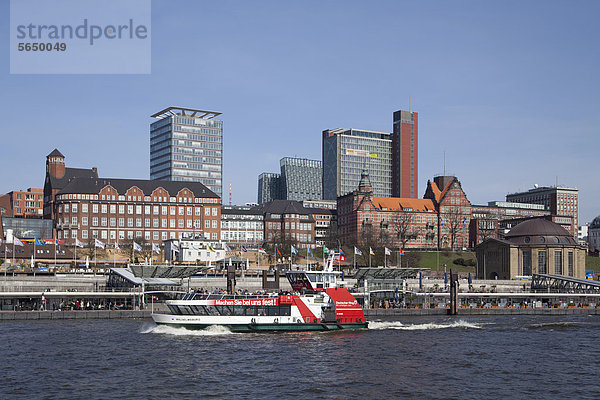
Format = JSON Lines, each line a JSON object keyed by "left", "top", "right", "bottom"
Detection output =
{"left": 391, "top": 212, "right": 417, "bottom": 249}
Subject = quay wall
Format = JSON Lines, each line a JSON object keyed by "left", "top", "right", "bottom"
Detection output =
{"left": 364, "top": 308, "right": 600, "bottom": 317}
{"left": 0, "top": 310, "right": 152, "bottom": 321}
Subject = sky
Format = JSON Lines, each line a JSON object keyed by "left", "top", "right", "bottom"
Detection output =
{"left": 1, "top": 0, "right": 599, "bottom": 224}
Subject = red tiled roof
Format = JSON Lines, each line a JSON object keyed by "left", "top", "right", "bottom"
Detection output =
{"left": 372, "top": 197, "right": 437, "bottom": 212}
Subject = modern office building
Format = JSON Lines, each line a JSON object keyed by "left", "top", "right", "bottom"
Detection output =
{"left": 280, "top": 157, "right": 322, "bottom": 201}
{"left": 7, "top": 188, "right": 44, "bottom": 218}
{"left": 257, "top": 172, "right": 283, "bottom": 204}
{"left": 322, "top": 128, "right": 392, "bottom": 200}
{"left": 506, "top": 185, "right": 578, "bottom": 237}
{"left": 150, "top": 107, "right": 223, "bottom": 197}
{"left": 392, "top": 110, "right": 418, "bottom": 198}
{"left": 322, "top": 109, "right": 418, "bottom": 200}
{"left": 257, "top": 158, "right": 322, "bottom": 203}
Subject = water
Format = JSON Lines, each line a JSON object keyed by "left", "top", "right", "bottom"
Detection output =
{"left": 2, "top": 315, "right": 599, "bottom": 399}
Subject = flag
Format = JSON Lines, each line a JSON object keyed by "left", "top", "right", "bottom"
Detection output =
{"left": 0, "top": 237, "right": 2, "bottom": 245}
{"left": 354, "top": 246, "right": 362, "bottom": 256}
{"left": 94, "top": 238, "right": 105, "bottom": 249}
{"left": 114, "top": 242, "right": 120, "bottom": 251}
{"left": 206, "top": 244, "right": 216, "bottom": 252}
{"left": 34, "top": 238, "right": 46, "bottom": 246}
{"left": 339, "top": 248, "right": 345, "bottom": 256}
{"left": 323, "top": 245, "right": 330, "bottom": 254}
{"left": 399, "top": 248, "right": 405, "bottom": 255}
{"left": 258, "top": 247, "right": 267, "bottom": 254}
{"left": 385, "top": 247, "right": 391, "bottom": 256}
{"left": 369, "top": 247, "right": 375, "bottom": 256}
{"left": 276, "top": 246, "right": 282, "bottom": 257}
{"left": 463, "top": 217, "right": 467, "bottom": 227}
{"left": 75, "top": 238, "right": 85, "bottom": 248}
{"left": 152, "top": 243, "right": 161, "bottom": 254}
{"left": 172, "top": 242, "right": 180, "bottom": 252}
{"left": 13, "top": 237, "right": 24, "bottom": 247}
{"left": 440, "top": 217, "right": 444, "bottom": 226}
{"left": 291, "top": 245, "right": 298, "bottom": 255}
{"left": 56, "top": 239, "right": 65, "bottom": 246}
{"left": 307, "top": 247, "right": 313, "bottom": 257}
{"left": 241, "top": 245, "right": 247, "bottom": 252}
{"left": 224, "top": 243, "right": 232, "bottom": 252}
{"left": 133, "top": 242, "right": 142, "bottom": 252}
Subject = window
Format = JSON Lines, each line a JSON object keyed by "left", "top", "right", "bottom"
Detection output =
{"left": 72, "top": 216, "right": 77, "bottom": 225}
{"left": 162, "top": 219, "right": 167, "bottom": 228}
{"left": 110, "top": 204, "right": 116, "bottom": 213}
{"left": 92, "top": 217, "right": 98, "bottom": 226}
{"left": 554, "top": 251, "right": 562, "bottom": 275}
{"left": 65, "top": 204, "right": 70, "bottom": 213}
{"left": 153, "top": 206, "right": 159, "bottom": 215}
{"left": 82, "top": 217, "right": 88, "bottom": 226}
{"left": 205, "top": 208, "right": 210, "bottom": 216}
{"left": 170, "top": 219, "right": 176, "bottom": 228}
{"left": 523, "top": 251, "right": 531, "bottom": 275}
{"left": 101, "top": 204, "right": 108, "bottom": 213}
{"left": 136, "top": 205, "right": 142, "bottom": 214}
{"left": 128, "top": 205, "right": 134, "bottom": 214}
{"left": 212, "top": 207, "right": 218, "bottom": 216}
{"left": 212, "top": 220, "right": 217, "bottom": 229}
{"left": 101, "top": 217, "right": 107, "bottom": 227}
{"left": 82, "top": 204, "right": 88, "bottom": 213}
{"left": 153, "top": 218, "right": 159, "bottom": 228}
{"left": 153, "top": 232, "right": 159, "bottom": 240}
{"left": 568, "top": 251, "right": 574, "bottom": 276}
{"left": 170, "top": 207, "right": 176, "bottom": 215}
{"left": 82, "top": 230, "right": 88, "bottom": 239}
{"left": 110, "top": 218, "right": 116, "bottom": 227}
{"left": 538, "top": 251, "right": 547, "bottom": 274}
{"left": 179, "top": 207, "right": 184, "bottom": 215}
{"left": 119, "top": 218, "right": 124, "bottom": 227}
{"left": 136, "top": 218, "right": 142, "bottom": 227}
{"left": 127, "top": 218, "right": 133, "bottom": 227}
{"left": 72, "top": 204, "right": 78, "bottom": 213}
{"left": 145, "top": 218, "right": 150, "bottom": 228}
{"left": 205, "top": 220, "right": 210, "bottom": 229}
{"left": 187, "top": 207, "right": 192, "bottom": 216}
{"left": 119, "top": 205, "right": 125, "bottom": 214}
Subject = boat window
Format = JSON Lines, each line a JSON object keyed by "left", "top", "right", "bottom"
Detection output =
{"left": 256, "top": 307, "right": 267, "bottom": 316}
{"left": 232, "top": 306, "right": 245, "bottom": 316}
{"left": 205, "top": 306, "right": 220, "bottom": 316}
{"left": 218, "top": 306, "right": 233, "bottom": 316}
{"left": 168, "top": 305, "right": 181, "bottom": 315}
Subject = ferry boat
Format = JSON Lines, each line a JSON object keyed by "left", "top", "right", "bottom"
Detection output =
{"left": 151, "top": 255, "right": 368, "bottom": 332}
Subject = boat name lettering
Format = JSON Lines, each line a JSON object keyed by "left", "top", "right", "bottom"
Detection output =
{"left": 213, "top": 299, "right": 278, "bottom": 306}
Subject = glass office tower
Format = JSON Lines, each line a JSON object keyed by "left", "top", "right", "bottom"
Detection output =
{"left": 322, "top": 128, "right": 392, "bottom": 200}
{"left": 258, "top": 172, "right": 283, "bottom": 204}
{"left": 280, "top": 157, "right": 322, "bottom": 201}
{"left": 150, "top": 107, "right": 223, "bottom": 196}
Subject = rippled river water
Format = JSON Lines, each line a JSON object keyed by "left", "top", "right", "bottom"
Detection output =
{"left": 2, "top": 315, "right": 599, "bottom": 399}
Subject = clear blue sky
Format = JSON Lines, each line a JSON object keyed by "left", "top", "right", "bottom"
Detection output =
{"left": 1, "top": 0, "right": 599, "bottom": 224}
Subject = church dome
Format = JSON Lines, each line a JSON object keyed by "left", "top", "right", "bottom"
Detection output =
{"left": 590, "top": 216, "right": 600, "bottom": 229}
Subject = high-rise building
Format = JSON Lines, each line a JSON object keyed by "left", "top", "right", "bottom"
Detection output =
{"left": 392, "top": 110, "right": 418, "bottom": 198}
{"left": 280, "top": 157, "right": 322, "bottom": 201}
{"left": 257, "top": 172, "right": 283, "bottom": 204}
{"left": 150, "top": 107, "right": 223, "bottom": 197}
{"left": 257, "top": 158, "right": 322, "bottom": 203}
{"left": 322, "top": 109, "right": 418, "bottom": 201}
{"left": 506, "top": 185, "right": 578, "bottom": 237}
{"left": 322, "top": 128, "right": 392, "bottom": 200}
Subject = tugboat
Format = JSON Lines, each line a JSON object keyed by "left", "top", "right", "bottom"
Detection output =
{"left": 151, "top": 255, "right": 368, "bottom": 332}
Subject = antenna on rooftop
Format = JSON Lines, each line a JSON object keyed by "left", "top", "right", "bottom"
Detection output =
{"left": 229, "top": 183, "right": 232, "bottom": 205}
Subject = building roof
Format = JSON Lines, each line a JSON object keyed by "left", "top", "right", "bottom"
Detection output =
{"left": 590, "top": 216, "right": 600, "bottom": 229}
{"left": 253, "top": 200, "right": 316, "bottom": 222}
{"left": 47, "top": 167, "right": 99, "bottom": 193}
{"left": 371, "top": 197, "right": 436, "bottom": 212}
{"left": 504, "top": 217, "right": 578, "bottom": 245}
{"left": 58, "top": 177, "right": 219, "bottom": 198}
{"left": 47, "top": 148, "right": 64, "bottom": 158}
{"left": 151, "top": 106, "right": 221, "bottom": 120}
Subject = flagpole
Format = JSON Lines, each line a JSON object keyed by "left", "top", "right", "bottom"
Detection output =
{"left": 54, "top": 240, "right": 56, "bottom": 269}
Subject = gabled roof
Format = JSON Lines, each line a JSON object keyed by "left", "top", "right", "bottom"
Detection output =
{"left": 253, "top": 199, "right": 316, "bottom": 222}
{"left": 58, "top": 177, "right": 219, "bottom": 198}
{"left": 47, "top": 149, "right": 64, "bottom": 158}
{"left": 372, "top": 197, "right": 437, "bottom": 212}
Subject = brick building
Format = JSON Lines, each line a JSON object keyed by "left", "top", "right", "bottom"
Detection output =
{"left": 220, "top": 205, "right": 264, "bottom": 248}
{"left": 43, "top": 149, "right": 221, "bottom": 247}
{"left": 7, "top": 188, "right": 44, "bottom": 218}
{"left": 255, "top": 200, "right": 317, "bottom": 250}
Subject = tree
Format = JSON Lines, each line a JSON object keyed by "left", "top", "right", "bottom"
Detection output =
{"left": 391, "top": 212, "right": 417, "bottom": 249}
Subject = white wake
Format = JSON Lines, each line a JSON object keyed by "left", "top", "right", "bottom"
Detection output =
{"left": 369, "top": 320, "right": 484, "bottom": 330}
{"left": 139, "top": 323, "right": 234, "bottom": 336}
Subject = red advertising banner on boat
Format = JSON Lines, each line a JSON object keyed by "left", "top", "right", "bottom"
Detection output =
{"left": 212, "top": 298, "right": 279, "bottom": 307}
